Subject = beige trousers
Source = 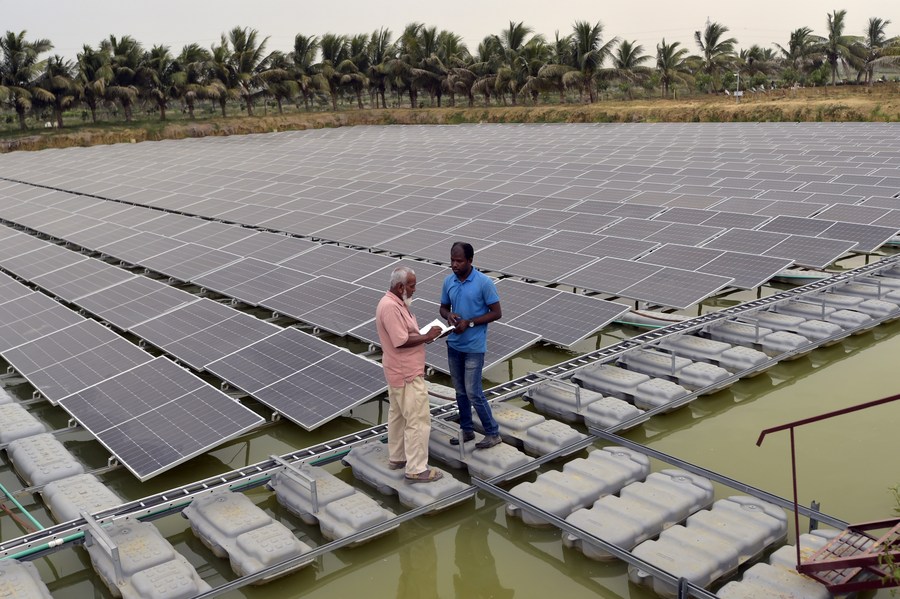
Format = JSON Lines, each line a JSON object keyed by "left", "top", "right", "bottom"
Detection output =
{"left": 387, "top": 376, "right": 431, "bottom": 475}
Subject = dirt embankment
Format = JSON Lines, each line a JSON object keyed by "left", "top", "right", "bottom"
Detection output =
{"left": 2, "top": 86, "right": 897, "bottom": 153}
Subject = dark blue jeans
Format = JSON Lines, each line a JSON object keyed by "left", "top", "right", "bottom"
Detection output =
{"left": 447, "top": 346, "right": 499, "bottom": 436}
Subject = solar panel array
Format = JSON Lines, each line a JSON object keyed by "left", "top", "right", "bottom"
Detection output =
{"left": 0, "top": 266, "right": 264, "bottom": 480}
{"left": 0, "top": 225, "right": 390, "bottom": 437}
{"left": 0, "top": 122, "right": 898, "bottom": 474}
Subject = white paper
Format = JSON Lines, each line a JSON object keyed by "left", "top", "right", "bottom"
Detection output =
{"left": 419, "top": 318, "right": 453, "bottom": 336}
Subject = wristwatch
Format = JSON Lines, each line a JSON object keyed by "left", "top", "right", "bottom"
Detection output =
{"left": 468, "top": 320, "right": 475, "bottom": 328}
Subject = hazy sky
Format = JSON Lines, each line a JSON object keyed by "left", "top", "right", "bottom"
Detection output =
{"left": 7, "top": 0, "right": 898, "bottom": 62}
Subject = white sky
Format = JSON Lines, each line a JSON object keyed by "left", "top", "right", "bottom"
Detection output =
{"left": 9, "top": 0, "right": 899, "bottom": 62}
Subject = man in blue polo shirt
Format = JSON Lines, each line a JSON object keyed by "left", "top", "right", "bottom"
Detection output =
{"left": 439, "top": 242, "right": 503, "bottom": 449}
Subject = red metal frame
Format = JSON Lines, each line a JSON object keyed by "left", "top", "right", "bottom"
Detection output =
{"left": 756, "top": 392, "right": 900, "bottom": 592}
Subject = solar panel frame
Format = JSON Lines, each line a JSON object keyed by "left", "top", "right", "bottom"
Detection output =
{"left": 619, "top": 268, "right": 733, "bottom": 309}
{"left": 697, "top": 252, "right": 793, "bottom": 289}
{"left": 506, "top": 292, "right": 628, "bottom": 347}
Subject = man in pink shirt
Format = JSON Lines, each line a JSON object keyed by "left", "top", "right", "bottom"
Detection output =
{"left": 375, "top": 266, "right": 443, "bottom": 483}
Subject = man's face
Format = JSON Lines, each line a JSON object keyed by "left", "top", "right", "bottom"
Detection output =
{"left": 450, "top": 247, "right": 471, "bottom": 278}
{"left": 401, "top": 275, "right": 417, "bottom": 306}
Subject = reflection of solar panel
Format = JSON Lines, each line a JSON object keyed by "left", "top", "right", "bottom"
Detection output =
{"left": 59, "top": 357, "right": 263, "bottom": 481}
{"left": 206, "top": 327, "right": 385, "bottom": 430}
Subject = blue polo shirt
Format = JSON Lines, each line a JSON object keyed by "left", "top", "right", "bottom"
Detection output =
{"left": 441, "top": 268, "right": 500, "bottom": 353}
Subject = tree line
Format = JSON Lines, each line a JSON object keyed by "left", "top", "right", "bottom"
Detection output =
{"left": 1, "top": 10, "right": 898, "bottom": 130}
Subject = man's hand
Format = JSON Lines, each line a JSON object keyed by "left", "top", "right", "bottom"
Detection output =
{"left": 426, "top": 326, "right": 442, "bottom": 343}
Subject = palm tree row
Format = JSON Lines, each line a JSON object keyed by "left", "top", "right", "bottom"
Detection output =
{"left": 1, "top": 12, "right": 898, "bottom": 130}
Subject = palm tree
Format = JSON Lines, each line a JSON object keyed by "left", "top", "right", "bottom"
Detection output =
{"left": 141, "top": 44, "right": 181, "bottom": 120}
{"left": 0, "top": 30, "right": 54, "bottom": 130}
{"left": 264, "top": 51, "right": 299, "bottom": 113}
{"left": 822, "top": 9, "right": 862, "bottom": 85}
{"left": 493, "top": 21, "right": 539, "bottom": 105}
{"left": 656, "top": 38, "right": 691, "bottom": 98}
{"left": 570, "top": 20, "right": 617, "bottom": 102}
{"left": 469, "top": 36, "right": 502, "bottom": 106}
{"left": 175, "top": 43, "right": 214, "bottom": 119}
{"left": 774, "top": 27, "right": 822, "bottom": 71}
{"left": 858, "top": 17, "right": 900, "bottom": 85}
{"left": 536, "top": 32, "right": 576, "bottom": 103}
{"left": 694, "top": 20, "right": 737, "bottom": 92}
{"left": 290, "top": 34, "right": 321, "bottom": 111}
{"left": 366, "top": 28, "right": 393, "bottom": 108}
{"left": 76, "top": 44, "right": 112, "bottom": 123}
{"left": 208, "top": 35, "right": 238, "bottom": 117}
{"left": 607, "top": 40, "right": 651, "bottom": 99}
{"left": 319, "top": 32, "right": 349, "bottom": 110}
{"left": 103, "top": 35, "right": 142, "bottom": 122}
{"left": 37, "top": 55, "right": 79, "bottom": 128}
{"left": 228, "top": 26, "right": 272, "bottom": 115}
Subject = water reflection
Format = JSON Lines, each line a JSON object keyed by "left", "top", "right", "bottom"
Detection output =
{"left": 453, "top": 516, "right": 514, "bottom": 599}
{"left": 397, "top": 533, "right": 439, "bottom": 598}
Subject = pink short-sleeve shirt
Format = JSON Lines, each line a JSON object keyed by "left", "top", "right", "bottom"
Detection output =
{"left": 375, "top": 291, "right": 426, "bottom": 388}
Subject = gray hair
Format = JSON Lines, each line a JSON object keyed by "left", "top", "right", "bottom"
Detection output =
{"left": 390, "top": 266, "right": 415, "bottom": 287}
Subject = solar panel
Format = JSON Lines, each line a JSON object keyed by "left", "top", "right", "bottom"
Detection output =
{"left": 130, "top": 298, "right": 234, "bottom": 348}
{"left": 507, "top": 292, "right": 628, "bottom": 347}
{"left": 700, "top": 211, "right": 771, "bottom": 230}
{"left": 97, "top": 232, "right": 187, "bottom": 265}
{"left": 702, "top": 228, "right": 788, "bottom": 254}
{"left": 58, "top": 357, "right": 263, "bottom": 480}
{"left": 0, "top": 244, "right": 88, "bottom": 280}
{"left": 140, "top": 244, "right": 241, "bottom": 282}
{"left": 323, "top": 251, "right": 397, "bottom": 283}
{"left": 0, "top": 273, "right": 32, "bottom": 304}
{"left": 474, "top": 241, "right": 543, "bottom": 272}
{"left": 598, "top": 218, "right": 670, "bottom": 240}
{"left": 619, "top": 268, "right": 733, "bottom": 309}
{"left": 0, "top": 229, "right": 47, "bottom": 258}
{"left": 494, "top": 279, "right": 561, "bottom": 317}
{"left": 280, "top": 244, "right": 356, "bottom": 274}
{"left": 0, "top": 293, "right": 84, "bottom": 352}
{"left": 2, "top": 320, "right": 153, "bottom": 404}
{"left": 697, "top": 252, "right": 793, "bottom": 289}
{"left": 818, "top": 221, "right": 899, "bottom": 253}
{"left": 355, "top": 258, "right": 447, "bottom": 291}
{"left": 764, "top": 235, "right": 857, "bottom": 269}
{"left": 77, "top": 277, "right": 197, "bottom": 330}
{"left": 253, "top": 350, "right": 386, "bottom": 430}
{"left": 222, "top": 232, "right": 316, "bottom": 263}
{"left": 206, "top": 327, "right": 339, "bottom": 394}
{"left": 162, "top": 312, "right": 279, "bottom": 370}
{"left": 263, "top": 276, "right": 358, "bottom": 321}
{"left": 424, "top": 322, "right": 541, "bottom": 374}
{"left": 580, "top": 236, "right": 658, "bottom": 260}
{"left": 193, "top": 257, "right": 279, "bottom": 296}
{"left": 132, "top": 213, "right": 205, "bottom": 237}
{"left": 638, "top": 244, "right": 723, "bottom": 270}
{"left": 505, "top": 248, "right": 597, "bottom": 283}
{"left": 645, "top": 222, "right": 723, "bottom": 246}
{"left": 560, "top": 257, "right": 660, "bottom": 295}
{"left": 758, "top": 215, "right": 834, "bottom": 236}
{"left": 300, "top": 286, "right": 385, "bottom": 336}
